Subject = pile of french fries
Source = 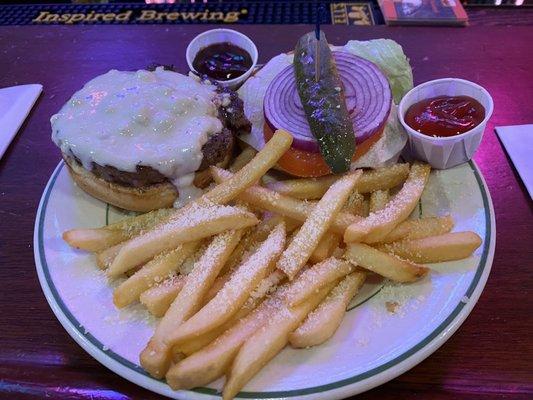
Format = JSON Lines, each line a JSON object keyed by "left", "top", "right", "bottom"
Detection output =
{"left": 63, "top": 129, "right": 482, "bottom": 399}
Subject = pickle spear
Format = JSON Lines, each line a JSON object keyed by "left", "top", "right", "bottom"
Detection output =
{"left": 293, "top": 31, "right": 356, "bottom": 174}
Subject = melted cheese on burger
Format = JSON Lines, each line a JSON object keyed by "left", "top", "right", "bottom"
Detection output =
{"left": 51, "top": 68, "right": 223, "bottom": 192}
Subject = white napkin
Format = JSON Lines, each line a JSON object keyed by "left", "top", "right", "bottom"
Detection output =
{"left": 495, "top": 124, "right": 533, "bottom": 198}
{"left": 0, "top": 84, "right": 43, "bottom": 160}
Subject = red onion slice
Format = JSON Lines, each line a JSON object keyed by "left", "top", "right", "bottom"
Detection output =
{"left": 264, "top": 51, "right": 392, "bottom": 153}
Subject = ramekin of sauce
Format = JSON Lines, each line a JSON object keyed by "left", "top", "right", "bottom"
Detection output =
{"left": 398, "top": 78, "right": 493, "bottom": 169}
{"left": 186, "top": 29, "right": 258, "bottom": 89}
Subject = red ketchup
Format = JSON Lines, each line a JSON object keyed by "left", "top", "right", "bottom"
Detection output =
{"left": 405, "top": 95, "right": 485, "bottom": 137}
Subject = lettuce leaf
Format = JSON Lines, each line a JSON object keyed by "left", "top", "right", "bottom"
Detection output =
{"left": 343, "top": 39, "right": 413, "bottom": 104}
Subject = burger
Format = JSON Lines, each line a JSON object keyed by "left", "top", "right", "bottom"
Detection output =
{"left": 51, "top": 67, "right": 250, "bottom": 212}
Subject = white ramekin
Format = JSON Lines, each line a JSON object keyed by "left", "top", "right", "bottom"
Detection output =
{"left": 398, "top": 78, "right": 494, "bottom": 169}
{"left": 186, "top": 28, "right": 258, "bottom": 89}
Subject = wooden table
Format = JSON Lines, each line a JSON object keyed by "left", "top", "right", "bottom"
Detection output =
{"left": 0, "top": 25, "right": 532, "bottom": 400}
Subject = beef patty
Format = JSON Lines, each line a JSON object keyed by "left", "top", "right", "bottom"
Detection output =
{"left": 68, "top": 68, "right": 250, "bottom": 188}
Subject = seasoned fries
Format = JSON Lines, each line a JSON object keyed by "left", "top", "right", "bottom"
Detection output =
{"left": 141, "top": 267, "right": 233, "bottom": 318}
{"left": 285, "top": 257, "right": 353, "bottom": 306}
{"left": 264, "top": 175, "right": 338, "bottom": 200}
{"left": 343, "top": 191, "right": 367, "bottom": 216}
{"left": 140, "top": 230, "right": 243, "bottom": 378}
{"left": 174, "top": 304, "right": 254, "bottom": 357}
{"left": 173, "top": 269, "right": 286, "bottom": 357}
{"left": 377, "top": 231, "right": 482, "bottom": 263}
{"left": 63, "top": 208, "right": 174, "bottom": 252}
{"left": 108, "top": 205, "right": 258, "bottom": 277}
{"left": 290, "top": 271, "right": 366, "bottom": 348}
{"left": 345, "top": 242, "right": 428, "bottom": 282}
{"left": 381, "top": 215, "right": 454, "bottom": 243}
{"left": 369, "top": 189, "right": 390, "bottom": 213}
{"left": 229, "top": 146, "right": 257, "bottom": 172}
{"left": 197, "top": 129, "right": 292, "bottom": 206}
{"left": 223, "top": 215, "right": 284, "bottom": 272}
{"left": 62, "top": 128, "right": 484, "bottom": 399}
{"left": 113, "top": 241, "right": 199, "bottom": 308}
{"left": 106, "top": 207, "right": 174, "bottom": 231}
{"left": 166, "top": 284, "right": 284, "bottom": 390}
{"left": 344, "top": 163, "right": 431, "bottom": 243}
{"left": 264, "top": 163, "right": 409, "bottom": 199}
{"left": 222, "top": 283, "right": 334, "bottom": 400}
{"left": 277, "top": 171, "right": 361, "bottom": 279}
{"left": 167, "top": 223, "right": 286, "bottom": 345}
{"left": 62, "top": 228, "right": 127, "bottom": 252}
{"left": 211, "top": 167, "right": 361, "bottom": 234}
{"left": 356, "top": 164, "right": 410, "bottom": 193}
{"left": 95, "top": 242, "right": 124, "bottom": 269}
{"left": 309, "top": 233, "right": 341, "bottom": 263}
{"left": 139, "top": 275, "right": 186, "bottom": 317}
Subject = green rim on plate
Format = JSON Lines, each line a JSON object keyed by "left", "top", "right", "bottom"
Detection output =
{"left": 36, "top": 160, "right": 492, "bottom": 398}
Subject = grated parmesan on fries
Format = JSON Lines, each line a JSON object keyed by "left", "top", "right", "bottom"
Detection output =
{"left": 62, "top": 130, "right": 482, "bottom": 399}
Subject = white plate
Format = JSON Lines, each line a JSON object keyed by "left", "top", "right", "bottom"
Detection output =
{"left": 34, "top": 160, "right": 495, "bottom": 400}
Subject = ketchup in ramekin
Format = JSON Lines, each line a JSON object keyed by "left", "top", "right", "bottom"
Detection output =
{"left": 405, "top": 95, "right": 485, "bottom": 138}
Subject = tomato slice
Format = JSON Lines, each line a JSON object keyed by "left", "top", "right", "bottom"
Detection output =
{"left": 263, "top": 125, "right": 384, "bottom": 178}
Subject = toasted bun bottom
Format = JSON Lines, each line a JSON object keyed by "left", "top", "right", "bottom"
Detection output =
{"left": 64, "top": 154, "right": 231, "bottom": 212}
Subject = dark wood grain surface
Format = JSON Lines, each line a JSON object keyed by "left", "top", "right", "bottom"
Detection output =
{"left": 0, "top": 25, "right": 532, "bottom": 400}
{"left": 467, "top": 7, "right": 533, "bottom": 26}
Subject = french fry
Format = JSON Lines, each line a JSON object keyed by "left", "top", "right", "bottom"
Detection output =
{"left": 356, "top": 164, "right": 409, "bottom": 193}
{"left": 263, "top": 175, "right": 338, "bottom": 200}
{"left": 167, "top": 223, "right": 286, "bottom": 346}
{"left": 95, "top": 242, "right": 124, "bottom": 269}
{"left": 140, "top": 230, "right": 243, "bottom": 379}
{"left": 250, "top": 269, "right": 287, "bottom": 298}
{"left": 203, "top": 270, "right": 233, "bottom": 304}
{"left": 140, "top": 275, "right": 186, "bottom": 317}
{"left": 222, "top": 283, "right": 334, "bottom": 400}
{"left": 173, "top": 270, "right": 286, "bottom": 358}
{"left": 343, "top": 191, "right": 367, "bottom": 216}
{"left": 344, "top": 242, "right": 428, "bottom": 283}
{"left": 377, "top": 231, "right": 482, "bottom": 263}
{"left": 175, "top": 305, "right": 254, "bottom": 357}
{"left": 369, "top": 189, "right": 390, "bottom": 213}
{"left": 113, "top": 241, "right": 199, "bottom": 308}
{"left": 264, "top": 163, "right": 410, "bottom": 199}
{"left": 285, "top": 257, "right": 353, "bottom": 307}
{"left": 284, "top": 217, "right": 302, "bottom": 233}
{"left": 142, "top": 242, "right": 211, "bottom": 311}
{"left": 309, "top": 233, "right": 341, "bottom": 264}
{"left": 106, "top": 208, "right": 174, "bottom": 231}
{"left": 62, "top": 228, "right": 127, "bottom": 253}
{"left": 63, "top": 208, "right": 174, "bottom": 252}
{"left": 211, "top": 167, "right": 361, "bottom": 235}
{"left": 166, "top": 269, "right": 315, "bottom": 391}
{"left": 109, "top": 205, "right": 258, "bottom": 277}
{"left": 166, "top": 288, "right": 281, "bottom": 390}
{"left": 141, "top": 264, "right": 233, "bottom": 318}
{"left": 344, "top": 163, "right": 431, "bottom": 243}
{"left": 229, "top": 146, "right": 257, "bottom": 172}
{"left": 260, "top": 171, "right": 281, "bottom": 186}
{"left": 197, "top": 129, "right": 292, "bottom": 206}
{"left": 277, "top": 171, "right": 362, "bottom": 279}
{"left": 224, "top": 215, "right": 284, "bottom": 273}
{"left": 380, "top": 215, "right": 454, "bottom": 243}
{"left": 289, "top": 271, "right": 366, "bottom": 348}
